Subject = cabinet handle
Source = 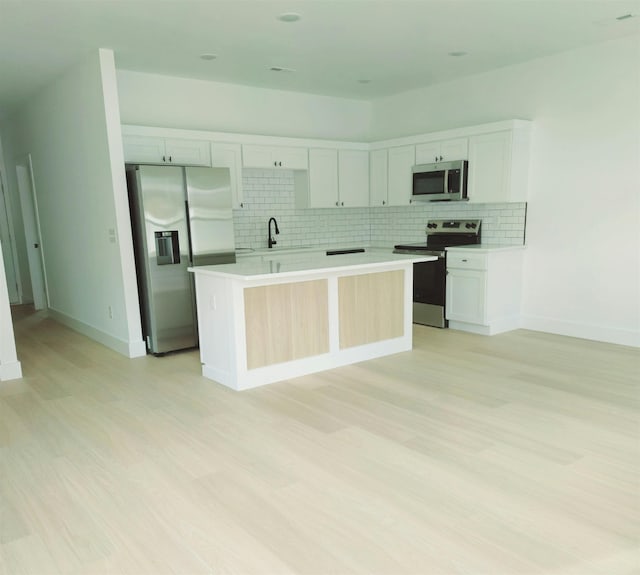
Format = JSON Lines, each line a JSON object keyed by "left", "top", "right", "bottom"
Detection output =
{"left": 462, "top": 259, "right": 468, "bottom": 262}
{"left": 240, "top": 202, "right": 244, "bottom": 208}
{"left": 162, "top": 155, "right": 166, "bottom": 162}
{"left": 273, "top": 161, "right": 277, "bottom": 167}
{"left": 382, "top": 200, "right": 386, "bottom": 205}
{"left": 341, "top": 202, "right": 344, "bottom": 206}
{"left": 335, "top": 201, "right": 339, "bottom": 206}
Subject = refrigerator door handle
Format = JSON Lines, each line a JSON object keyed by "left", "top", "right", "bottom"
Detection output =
{"left": 184, "top": 200, "right": 194, "bottom": 266}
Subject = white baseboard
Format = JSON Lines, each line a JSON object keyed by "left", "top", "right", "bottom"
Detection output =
{"left": 521, "top": 314, "right": 640, "bottom": 348}
{"left": 48, "top": 308, "right": 147, "bottom": 358}
{"left": 448, "top": 316, "right": 521, "bottom": 336}
{"left": 0, "top": 360, "right": 23, "bottom": 381}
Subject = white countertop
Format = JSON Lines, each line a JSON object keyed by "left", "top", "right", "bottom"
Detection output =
{"left": 190, "top": 252, "right": 436, "bottom": 281}
{"left": 446, "top": 243, "right": 526, "bottom": 253}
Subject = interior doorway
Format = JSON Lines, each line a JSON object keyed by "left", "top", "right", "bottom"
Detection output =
{"left": 16, "top": 155, "right": 48, "bottom": 310}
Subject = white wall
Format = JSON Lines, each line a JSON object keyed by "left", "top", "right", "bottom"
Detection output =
{"left": 2, "top": 49, "right": 145, "bottom": 358}
{"left": 0, "top": 238, "right": 21, "bottom": 380}
{"left": 116, "top": 70, "right": 372, "bottom": 141}
{"left": 371, "top": 36, "right": 640, "bottom": 346}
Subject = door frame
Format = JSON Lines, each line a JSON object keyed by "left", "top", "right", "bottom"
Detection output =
{"left": 0, "top": 166, "right": 21, "bottom": 303}
{"left": 16, "top": 154, "right": 49, "bottom": 310}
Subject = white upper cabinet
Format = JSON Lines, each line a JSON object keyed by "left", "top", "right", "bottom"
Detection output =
{"left": 122, "top": 135, "right": 211, "bottom": 166}
{"left": 304, "top": 148, "right": 369, "bottom": 208}
{"left": 467, "top": 125, "right": 531, "bottom": 203}
{"left": 415, "top": 137, "right": 468, "bottom": 164}
{"left": 387, "top": 145, "right": 415, "bottom": 206}
{"left": 369, "top": 149, "right": 388, "bottom": 207}
{"left": 242, "top": 145, "right": 308, "bottom": 170}
{"left": 308, "top": 148, "right": 339, "bottom": 208}
{"left": 211, "top": 142, "right": 244, "bottom": 209}
{"left": 338, "top": 149, "right": 369, "bottom": 207}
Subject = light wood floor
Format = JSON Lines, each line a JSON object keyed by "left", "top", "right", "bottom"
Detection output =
{"left": 1, "top": 306, "right": 638, "bottom": 575}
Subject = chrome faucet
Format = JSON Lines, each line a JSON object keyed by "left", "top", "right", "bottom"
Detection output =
{"left": 268, "top": 217, "right": 280, "bottom": 248}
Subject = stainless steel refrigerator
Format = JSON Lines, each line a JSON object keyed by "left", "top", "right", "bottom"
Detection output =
{"left": 126, "top": 164, "right": 235, "bottom": 355}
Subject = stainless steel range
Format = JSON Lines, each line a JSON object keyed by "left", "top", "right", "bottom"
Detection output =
{"left": 394, "top": 219, "right": 481, "bottom": 328}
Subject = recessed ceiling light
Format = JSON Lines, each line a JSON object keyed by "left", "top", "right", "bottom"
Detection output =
{"left": 199, "top": 53, "right": 218, "bottom": 61}
{"left": 278, "top": 12, "right": 301, "bottom": 23}
{"left": 270, "top": 66, "right": 296, "bottom": 73}
{"left": 357, "top": 79, "right": 371, "bottom": 84}
{"left": 448, "top": 51, "right": 468, "bottom": 57}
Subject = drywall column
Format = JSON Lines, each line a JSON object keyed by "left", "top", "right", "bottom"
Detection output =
{"left": 0, "top": 239, "right": 21, "bottom": 380}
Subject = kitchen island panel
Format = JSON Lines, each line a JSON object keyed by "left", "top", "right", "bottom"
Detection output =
{"left": 338, "top": 270, "right": 404, "bottom": 349}
{"left": 244, "top": 280, "right": 329, "bottom": 369}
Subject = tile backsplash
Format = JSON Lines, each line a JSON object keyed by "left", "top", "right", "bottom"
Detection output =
{"left": 234, "top": 169, "right": 526, "bottom": 249}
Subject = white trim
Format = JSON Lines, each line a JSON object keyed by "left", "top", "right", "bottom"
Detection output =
{"left": 448, "top": 316, "right": 521, "bottom": 336}
{"left": 48, "top": 307, "right": 146, "bottom": 358}
{"left": 521, "top": 314, "right": 640, "bottom": 348}
{"left": 204, "top": 337, "right": 411, "bottom": 391}
{"left": 122, "top": 119, "right": 531, "bottom": 151}
{"left": 0, "top": 360, "right": 22, "bottom": 381}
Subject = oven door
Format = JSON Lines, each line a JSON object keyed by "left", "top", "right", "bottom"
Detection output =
{"left": 412, "top": 256, "right": 447, "bottom": 328}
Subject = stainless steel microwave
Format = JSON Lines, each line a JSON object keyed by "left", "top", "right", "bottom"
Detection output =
{"left": 412, "top": 160, "right": 468, "bottom": 201}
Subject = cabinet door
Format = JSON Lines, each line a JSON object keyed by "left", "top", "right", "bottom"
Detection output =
{"left": 122, "top": 135, "right": 166, "bottom": 163}
{"left": 242, "top": 145, "right": 308, "bottom": 169}
{"left": 467, "top": 131, "right": 511, "bottom": 203}
{"left": 415, "top": 142, "right": 441, "bottom": 164}
{"left": 415, "top": 138, "right": 468, "bottom": 164}
{"left": 164, "top": 138, "right": 211, "bottom": 166}
{"left": 338, "top": 149, "right": 369, "bottom": 207}
{"left": 369, "top": 149, "right": 388, "bottom": 207}
{"left": 212, "top": 142, "right": 244, "bottom": 208}
{"left": 441, "top": 138, "right": 468, "bottom": 161}
{"left": 278, "top": 147, "right": 309, "bottom": 170}
{"left": 308, "top": 148, "right": 339, "bottom": 208}
{"left": 446, "top": 269, "right": 486, "bottom": 324}
{"left": 242, "top": 145, "right": 274, "bottom": 168}
{"left": 387, "top": 145, "right": 415, "bottom": 206}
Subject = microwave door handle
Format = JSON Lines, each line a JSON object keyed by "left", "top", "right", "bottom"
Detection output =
{"left": 443, "top": 169, "right": 449, "bottom": 195}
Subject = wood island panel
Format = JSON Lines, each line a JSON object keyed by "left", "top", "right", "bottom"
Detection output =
{"left": 244, "top": 279, "right": 329, "bottom": 369}
{"left": 338, "top": 270, "right": 404, "bottom": 349}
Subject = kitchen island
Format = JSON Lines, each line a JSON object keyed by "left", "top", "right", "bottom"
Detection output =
{"left": 189, "top": 251, "right": 435, "bottom": 390}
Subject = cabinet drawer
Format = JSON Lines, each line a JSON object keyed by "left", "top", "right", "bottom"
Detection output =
{"left": 447, "top": 251, "right": 488, "bottom": 270}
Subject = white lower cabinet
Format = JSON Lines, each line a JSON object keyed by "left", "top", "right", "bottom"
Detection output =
{"left": 446, "top": 247, "right": 524, "bottom": 335}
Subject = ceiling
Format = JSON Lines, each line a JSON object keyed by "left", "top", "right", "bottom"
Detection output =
{"left": 1, "top": 0, "right": 639, "bottom": 117}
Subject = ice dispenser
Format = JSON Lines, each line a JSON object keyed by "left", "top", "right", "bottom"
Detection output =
{"left": 155, "top": 230, "right": 180, "bottom": 265}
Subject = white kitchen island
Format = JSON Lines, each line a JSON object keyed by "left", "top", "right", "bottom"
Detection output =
{"left": 189, "top": 252, "right": 435, "bottom": 390}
